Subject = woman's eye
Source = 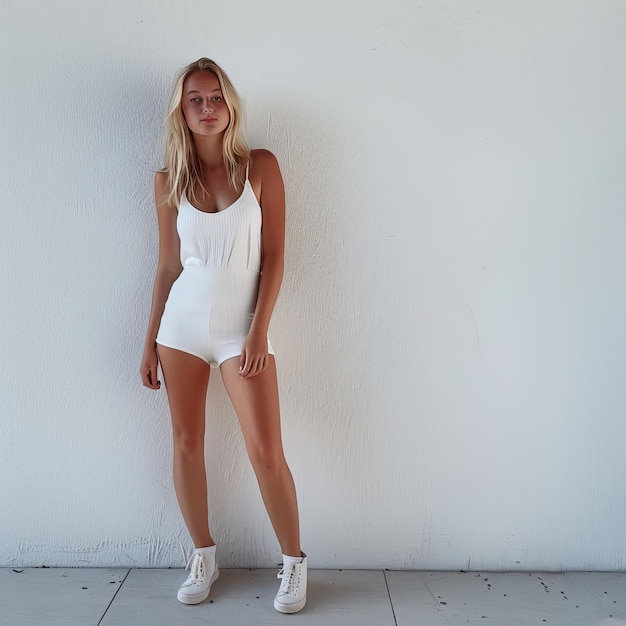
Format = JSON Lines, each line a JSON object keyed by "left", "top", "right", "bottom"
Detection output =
{"left": 190, "top": 97, "right": 201, "bottom": 103}
{"left": 212, "top": 96, "right": 222, "bottom": 102}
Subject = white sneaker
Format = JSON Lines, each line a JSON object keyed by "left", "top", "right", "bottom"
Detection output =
{"left": 274, "top": 553, "right": 307, "bottom": 613}
{"left": 177, "top": 548, "right": 219, "bottom": 605}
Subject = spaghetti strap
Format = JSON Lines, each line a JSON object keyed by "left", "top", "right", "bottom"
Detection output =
{"left": 245, "top": 160, "right": 250, "bottom": 181}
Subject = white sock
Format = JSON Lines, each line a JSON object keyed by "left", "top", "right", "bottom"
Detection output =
{"left": 282, "top": 553, "right": 304, "bottom": 566}
{"left": 193, "top": 545, "right": 217, "bottom": 564}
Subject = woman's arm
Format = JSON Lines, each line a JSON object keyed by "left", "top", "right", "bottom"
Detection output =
{"left": 140, "top": 171, "right": 183, "bottom": 389}
{"left": 239, "top": 149, "right": 285, "bottom": 378}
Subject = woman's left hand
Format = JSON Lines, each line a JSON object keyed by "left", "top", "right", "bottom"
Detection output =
{"left": 239, "top": 328, "right": 269, "bottom": 378}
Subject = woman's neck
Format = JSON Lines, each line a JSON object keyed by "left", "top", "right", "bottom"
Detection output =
{"left": 193, "top": 134, "right": 225, "bottom": 170}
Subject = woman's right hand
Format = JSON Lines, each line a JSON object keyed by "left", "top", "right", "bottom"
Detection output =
{"left": 140, "top": 344, "right": 161, "bottom": 389}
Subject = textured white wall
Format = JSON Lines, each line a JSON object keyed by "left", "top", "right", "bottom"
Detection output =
{"left": 1, "top": 0, "right": 625, "bottom": 570}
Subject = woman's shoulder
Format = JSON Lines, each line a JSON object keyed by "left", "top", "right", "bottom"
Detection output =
{"left": 250, "top": 149, "right": 278, "bottom": 167}
{"left": 154, "top": 169, "right": 168, "bottom": 184}
{"left": 249, "top": 149, "right": 281, "bottom": 179}
{"left": 154, "top": 170, "right": 177, "bottom": 210}
{"left": 248, "top": 150, "right": 284, "bottom": 206}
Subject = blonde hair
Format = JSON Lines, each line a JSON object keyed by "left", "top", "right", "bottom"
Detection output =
{"left": 162, "top": 58, "right": 249, "bottom": 207}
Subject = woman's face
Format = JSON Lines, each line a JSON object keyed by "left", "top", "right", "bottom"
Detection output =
{"left": 181, "top": 71, "right": 230, "bottom": 136}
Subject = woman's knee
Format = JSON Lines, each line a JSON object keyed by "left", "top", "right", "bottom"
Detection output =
{"left": 248, "top": 444, "right": 288, "bottom": 474}
{"left": 173, "top": 425, "right": 205, "bottom": 458}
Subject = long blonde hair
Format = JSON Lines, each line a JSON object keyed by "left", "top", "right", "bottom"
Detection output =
{"left": 162, "top": 58, "right": 249, "bottom": 207}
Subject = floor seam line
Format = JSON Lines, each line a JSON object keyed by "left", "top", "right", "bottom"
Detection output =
{"left": 97, "top": 568, "right": 131, "bottom": 625}
{"left": 383, "top": 570, "right": 399, "bottom": 626}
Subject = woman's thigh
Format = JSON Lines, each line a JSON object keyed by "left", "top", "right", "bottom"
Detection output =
{"left": 220, "top": 356, "right": 285, "bottom": 462}
{"left": 157, "top": 345, "right": 211, "bottom": 435}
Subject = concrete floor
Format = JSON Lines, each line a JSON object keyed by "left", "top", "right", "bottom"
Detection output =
{"left": 1, "top": 568, "right": 624, "bottom": 625}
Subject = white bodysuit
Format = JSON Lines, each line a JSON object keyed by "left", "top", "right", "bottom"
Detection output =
{"left": 155, "top": 170, "right": 273, "bottom": 367}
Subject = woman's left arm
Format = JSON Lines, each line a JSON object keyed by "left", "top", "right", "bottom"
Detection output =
{"left": 239, "top": 149, "right": 285, "bottom": 378}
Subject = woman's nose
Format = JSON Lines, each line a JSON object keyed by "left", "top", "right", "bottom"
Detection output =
{"left": 203, "top": 101, "right": 213, "bottom": 113}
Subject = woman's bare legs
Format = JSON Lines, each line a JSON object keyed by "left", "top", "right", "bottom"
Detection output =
{"left": 158, "top": 345, "right": 215, "bottom": 548}
{"left": 220, "top": 355, "right": 301, "bottom": 556}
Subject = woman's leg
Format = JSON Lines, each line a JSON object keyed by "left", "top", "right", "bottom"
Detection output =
{"left": 220, "top": 355, "right": 301, "bottom": 556}
{"left": 158, "top": 345, "right": 214, "bottom": 548}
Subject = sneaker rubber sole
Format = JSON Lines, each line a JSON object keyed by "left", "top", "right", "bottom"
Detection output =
{"left": 177, "top": 568, "right": 220, "bottom": 605}
{"left": 274, "top": 594, "right": 306, "bottom": 613}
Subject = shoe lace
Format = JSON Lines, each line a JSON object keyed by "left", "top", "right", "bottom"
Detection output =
{"left": 277, "top": 563, "right": 299, "bottom": 596}
{"left": 185, "top": 552, "right": 207, "bottom": 582}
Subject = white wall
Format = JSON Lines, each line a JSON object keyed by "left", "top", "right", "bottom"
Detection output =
{"left": 1, "top": 0, "right": 625, "bottom": 570}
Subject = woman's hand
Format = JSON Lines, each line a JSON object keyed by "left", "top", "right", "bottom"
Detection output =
{"left": 140, "top": 344, "right": 161, "bottom": 389}
{"left": 239, "top": 328, "right": 269, "bottom": 378}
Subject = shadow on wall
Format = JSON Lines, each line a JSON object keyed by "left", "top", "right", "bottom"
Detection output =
{"left": 254, "top": 99, "right": 382, "bottom": 515}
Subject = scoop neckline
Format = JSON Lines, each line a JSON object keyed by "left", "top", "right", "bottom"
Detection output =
{"left": 183, "top": 180, "right": 249, "bottom": 215}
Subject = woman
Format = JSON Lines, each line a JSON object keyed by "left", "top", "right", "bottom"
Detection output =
{"left": 140, "top": 58, "right": 306, "bottom": 614}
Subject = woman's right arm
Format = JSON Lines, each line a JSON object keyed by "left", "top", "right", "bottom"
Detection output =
{"left": 140, "top": 172, "right": 182, "bottom": 389}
